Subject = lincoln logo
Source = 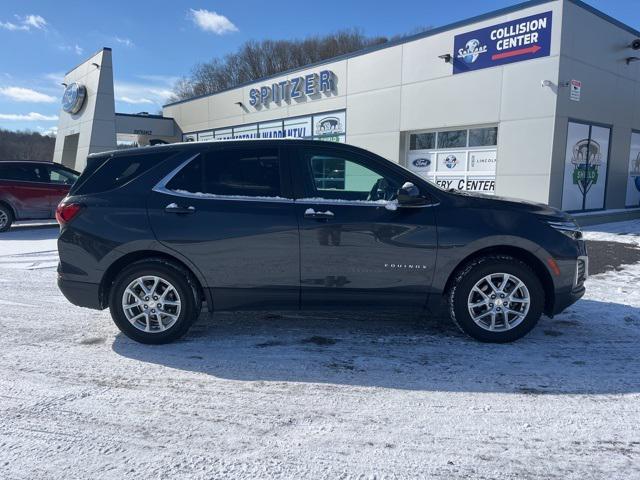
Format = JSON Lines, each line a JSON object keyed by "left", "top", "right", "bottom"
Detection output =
{"left": 384, "top": 263, "right": 428, "bottom": 269}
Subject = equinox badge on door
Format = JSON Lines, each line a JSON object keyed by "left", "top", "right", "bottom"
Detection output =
{"left": 384, "top": 263, "right": 429, "bottom": 269}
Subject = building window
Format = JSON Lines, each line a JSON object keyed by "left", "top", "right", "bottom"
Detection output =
{"left": 561, "top": 121, "right": 611, "bottom": 211}
{"left": 469, "top": 127, "right": 498, "bottom": 147}
{"left": 183, "top": 110, "right": 346, "bottom": 144}
{"left": 409, "top": 132, "right": 435, "bottom": 150}
{"left": 406, "top": 126, "right": 497, "bottom": 194}
{"left": 437, "top": 129, "right": 467, "bottom": 149}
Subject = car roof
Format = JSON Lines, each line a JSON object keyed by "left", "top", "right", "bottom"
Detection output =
{"left": 0, "top": 160, "right": 56, "bottom": 165}
{"left": 90, "top": 138, "right": 368, "bottom": 159}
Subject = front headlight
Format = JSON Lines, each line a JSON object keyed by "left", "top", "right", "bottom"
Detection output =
{"left": 546, "top": 220, "right": 583, "bottom": 240}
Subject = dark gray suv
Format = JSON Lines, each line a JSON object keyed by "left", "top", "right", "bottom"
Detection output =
{"left": 56, "top": 140, "right": 587, "bottom": 344}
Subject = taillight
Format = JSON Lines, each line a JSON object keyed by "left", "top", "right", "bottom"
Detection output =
{"left": 56, "top": 202, "right": 83, "bottom": 225}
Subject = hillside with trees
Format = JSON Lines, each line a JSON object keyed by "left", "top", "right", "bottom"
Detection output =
{"left": 170, "top": 28, "right": 426, "bottom": 102}
{"left": 0, "top": 129, "right": 55, "bottom": 162}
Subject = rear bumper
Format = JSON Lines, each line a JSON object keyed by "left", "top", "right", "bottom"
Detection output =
{"left": 57, "top": 275, "right": 103, "bottom": 310}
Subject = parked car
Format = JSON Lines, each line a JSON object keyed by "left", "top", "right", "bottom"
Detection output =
{"left": 56, "top": 140, "right": 587, "bottom": 344}
{"left": 0, "top": 161, "right": 79, "bottom": 231}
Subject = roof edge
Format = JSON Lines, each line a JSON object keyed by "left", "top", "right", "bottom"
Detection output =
{"left": 115, "top": 112, "right": 173, "bottom": 120}
{"left": 162, "top": 0, "right": 556, "bottom": 108}
{"left": 162, "top": 0, "right": 640, "bottom": 109}
{"left": 64, "top": 47, "right": 112, "bottom": 77}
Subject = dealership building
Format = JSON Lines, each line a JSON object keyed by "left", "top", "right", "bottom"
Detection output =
{"left": 54, "top": 0, "right": 640, "bottom": 218}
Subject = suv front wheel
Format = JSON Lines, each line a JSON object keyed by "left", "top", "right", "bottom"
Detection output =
{"left": 448, "top": 255, "right": 544, "bottom": 343}
{"left": 109, "top": 259, "right": 201, "bottom": 344}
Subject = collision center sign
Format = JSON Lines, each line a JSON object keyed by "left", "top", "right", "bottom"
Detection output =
{"left": 453, "top": 11, "right": 552, "bottom": 74}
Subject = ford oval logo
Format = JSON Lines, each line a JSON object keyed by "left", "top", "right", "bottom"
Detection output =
{"left": 62, "top": 82, "right": 87, "bottom": 114}
{"left": 412, "top": 158, "right": 431, "bottom": 168}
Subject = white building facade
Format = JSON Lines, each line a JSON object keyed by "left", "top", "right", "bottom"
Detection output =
{"left": 54, "top": 0, "right": 640, "bottom": 216}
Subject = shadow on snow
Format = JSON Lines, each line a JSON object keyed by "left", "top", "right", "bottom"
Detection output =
{"left": 112, "top": 298, "right": 640, "bottom": 394}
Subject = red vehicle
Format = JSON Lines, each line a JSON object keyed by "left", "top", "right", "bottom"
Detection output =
{"left": 0, "top": 161, "right": 79, "bottom": 232}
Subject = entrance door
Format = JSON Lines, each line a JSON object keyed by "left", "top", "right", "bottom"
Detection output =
{"left": 291, "top": 145, "right": 438, "bottom": 309}
{"left": 148, "top": 145, "right": 300, "bottom": 310}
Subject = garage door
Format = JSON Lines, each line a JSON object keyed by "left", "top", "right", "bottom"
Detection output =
{"left": 406, "top": 126, "right": 497, "bottom": 194}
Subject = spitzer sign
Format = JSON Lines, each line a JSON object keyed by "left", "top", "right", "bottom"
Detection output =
{"left": 453, "top": 11, "right": 552, "bottom": 74}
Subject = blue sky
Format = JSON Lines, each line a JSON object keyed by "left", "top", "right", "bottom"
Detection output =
{"left": 0, "top": 0, "right": 638, "bottom": 134}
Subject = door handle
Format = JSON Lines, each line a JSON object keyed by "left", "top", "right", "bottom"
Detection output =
{"left": 304, "top": 208, "right": 334, "bottom": 220}
{"left": 165, "top": 203, "right": 196, "bottom": 214}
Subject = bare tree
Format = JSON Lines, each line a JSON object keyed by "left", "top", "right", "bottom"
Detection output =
{"left": 168, "top": 29, "right": 395, "bottom": 102}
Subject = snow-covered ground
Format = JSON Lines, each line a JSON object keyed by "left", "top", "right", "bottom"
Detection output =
{"left": 0, "top": 221, "right": 639, "bottom": 479}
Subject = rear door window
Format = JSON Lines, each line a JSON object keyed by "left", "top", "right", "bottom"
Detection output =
{"left": 0, "top": 164, "right": 47, "bottom": 182}
{"left": 166, "top": 147, "right": 283, "bottom": 198}
{"left": 73, "top": 152, "right": 170, "bottom": 195}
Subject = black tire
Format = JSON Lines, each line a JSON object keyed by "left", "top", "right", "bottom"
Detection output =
{"left": 108, "top": 258, "right": 201, "bottom": 344}
{"left": 0, "top": 203, "right": 14, "bottom": 232}
{"left": 448, "top": 255, "right": 544, "bottom": 343}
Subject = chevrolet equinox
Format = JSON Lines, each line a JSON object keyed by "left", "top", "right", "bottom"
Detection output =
{"left": 56, "top": 140, "right": 587, "bottom": 344}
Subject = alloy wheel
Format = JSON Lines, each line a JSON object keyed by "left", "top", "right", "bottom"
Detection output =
{"left": 121, "top": 275, "right": 181, "bottom": 333}
{"left": 467, "top": 273, "right": 530, "bottom": 332}
{"left": 0, "top": 210, "right": 8, "bottom": 230}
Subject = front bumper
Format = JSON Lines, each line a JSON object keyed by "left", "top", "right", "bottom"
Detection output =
{"left": 550, "top": 254, "right": 588, "bottom": 315}
{"left": 57, "top": 275, "right": 103, "bottom": 310}
{"left": 551, "top": 284, "right": 586, "bottom": 315}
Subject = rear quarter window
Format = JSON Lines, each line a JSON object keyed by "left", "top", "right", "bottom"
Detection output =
{"left": 72, "top": 152, "right": 171, "bottom": 195}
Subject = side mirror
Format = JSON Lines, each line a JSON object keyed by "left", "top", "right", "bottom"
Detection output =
{"left": 397, "top": 182, "right": 428, "bottom": 207}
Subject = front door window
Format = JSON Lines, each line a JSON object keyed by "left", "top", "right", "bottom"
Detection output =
{"left": 302, "top": 151, "right": 400, "bottom": 203}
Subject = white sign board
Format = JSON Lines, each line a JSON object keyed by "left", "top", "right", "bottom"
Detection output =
{"left": 570, "top": 79, "right": 581, "bottom": 102}
{"left": 197, "top": 131, "right": 214, "bottom": 142}
{"left": 468, "top": 150, "right": 497, "bottom": 172}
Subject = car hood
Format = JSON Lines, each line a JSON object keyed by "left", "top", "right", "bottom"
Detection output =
{"left": 449, "top": 190, "right": 572, "bottom": 221}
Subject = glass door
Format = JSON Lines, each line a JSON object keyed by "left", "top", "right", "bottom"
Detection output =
{"left": 561, "top": 121, "right": 611, "bottom": 211}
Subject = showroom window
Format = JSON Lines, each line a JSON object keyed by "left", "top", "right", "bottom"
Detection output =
{"left": 183, "top": 110, "right": 347, "bottom": 144}
{"left": 625, "top": 131, "right": 640, "bottom": 207}
{"left": 469, "top": 127, "right": 498, "bottom": 147}
{"left": 409, "top": 132, "right": 435, "bottom": 150}
{"left": 406, "top": 126, "right": 498, "bottom": 194}
{"left": 561, "top": 121, "right": 611, "bottom": 211}
{"left": 437, "top": 129, "right": 467, "bottom": 149}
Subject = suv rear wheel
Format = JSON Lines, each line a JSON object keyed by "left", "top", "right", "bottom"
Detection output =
{"left": 448, "top": 255, "right": 544, "bottom": 343}
{"left": 109, "top": 259, "right": 201, "bottom": 344}
{"left": 0, "top": 204, "right": 13, "bottom": 232}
